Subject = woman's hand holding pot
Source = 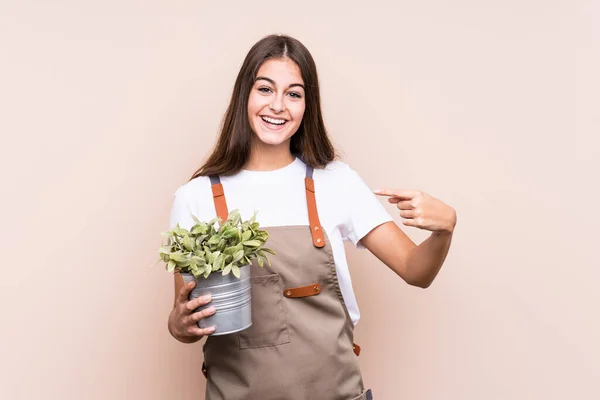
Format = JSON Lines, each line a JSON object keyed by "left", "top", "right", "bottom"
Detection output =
{"left": 168, "top": 279, "right": 216, "bottom": 343}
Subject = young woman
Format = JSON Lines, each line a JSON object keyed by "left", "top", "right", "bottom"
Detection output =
{"left": 167, "top": 34, "right": 456, "bottom": 400}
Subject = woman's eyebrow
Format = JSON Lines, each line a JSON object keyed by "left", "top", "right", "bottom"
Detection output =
{"left": 255, "top": 76, "right": 305, "bottom": 90}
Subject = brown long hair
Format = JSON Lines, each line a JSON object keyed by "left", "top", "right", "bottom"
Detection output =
{"left": 190, "top": 34, "right": 337, "bottom": 180}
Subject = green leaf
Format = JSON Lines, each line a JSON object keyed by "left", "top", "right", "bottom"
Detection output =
{"left": 222, "top": 228, "right": 239, "bottom": 239}
{"left": 182, "top": 236, "right": 195, "bottom": 252}
{"left": 228, "top": 209, "right": 241, "bottom": 226}
{"left": 192, "top": 256, "right": 205, "bottom": 266}
{"left": 158, "top": 245, "right": 171, "bottom": 254}
{"left": 241, "top": 230, "right": 252, "bottom": 242}
{"left": 233, "top": 250, "right": 244, "bottom": 263}
{"left": 193, "top": 269, "right": 204, "bottom": 278}
{"left": 167, "top": 260, "right": 176, "bottom": 273}
{"left": 205, "top": 249, "right": 214, "bottom": 264}
{"left": 191, "top": 224, "right": 208, "bottom": 235}
{"left": 208, "top": 235, "right": 221, "bottom": 245}
{"left": 223, "top": 246, "right": 236, "bottom": 256}
{"left": 159, "top": 246, "right": 171, "bottom": 262}
{"left": 258, "top": 231, "right": 269, "bottom": 241}
{"left": 222, "top": 263, "right": 232, "bottom": 275}
{"left": 213, "top": 255, "right": 225, "bottom": 271}
{"left": 172, "top": 225, "right": 190, "bottom": 237}
{"left": 257, "top": 256, "right": 264, "bottom": 267}
{"left": 169, "top": 251, "right": 187, "bottom": 263}
{"left": 172, "top": 235, "right": 181, "bottom": 247}
{"left": 242, "top": 240, "right": 261, "bottom": 247}
{"left": 232, "top": 265, "right": 241, "bottom": 279}
{"left": 260, "top": 248, "right": 276, "bottom": 255}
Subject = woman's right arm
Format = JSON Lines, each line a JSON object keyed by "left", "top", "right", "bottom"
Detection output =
{"left": 168, "top": 272, "right": 216, "bottom": 343}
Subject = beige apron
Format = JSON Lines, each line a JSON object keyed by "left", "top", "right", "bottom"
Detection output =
{"left": 203, "top": 164, "right": 373, "bottom": 400}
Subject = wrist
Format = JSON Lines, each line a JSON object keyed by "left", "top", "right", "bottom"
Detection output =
{"left": 436, "top": 211, "right": 457, "bottom": 235}
{"left": 433, "top": 226, "right": 454, "bottom": 237}
{"left": 433, "top": 231, "right": 450, "bottom": 238}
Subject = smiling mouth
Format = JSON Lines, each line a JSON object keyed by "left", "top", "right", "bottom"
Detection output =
{"left": 261, "top": 116, "right": 287, "bottom": 126}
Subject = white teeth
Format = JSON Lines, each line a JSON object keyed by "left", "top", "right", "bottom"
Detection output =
{"left": 261, "top": 116, "right": 286, "bottom": 125}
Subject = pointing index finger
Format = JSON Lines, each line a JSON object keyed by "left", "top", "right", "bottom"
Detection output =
{"left": 373, "top": 189, "right": 417, "bottom": 199}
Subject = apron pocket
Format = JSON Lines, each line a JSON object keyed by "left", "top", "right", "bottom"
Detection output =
{"left": 238, "top": 273, "right": 291, "bottom": 349}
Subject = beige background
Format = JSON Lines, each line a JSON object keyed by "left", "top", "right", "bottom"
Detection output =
{"left": 1, "top": 1, "right": 598, "bottom": 399}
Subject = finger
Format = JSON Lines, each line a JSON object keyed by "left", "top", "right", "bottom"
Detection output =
{"left": 186, "top": 321, "right": 216, "bottom": 336}
{"left": 374, "top": 189, "right": 418, "bottom": 199}
{"left": 399, "top": 210, "right": 416, "bottom": 219}
{"left": 178, "top": 280, "right": 195, "bottom": 303}
{"left": 389, "top": 199, "right": 413, "bottom": 209}
{"left": 190, "top": 306, "right": 217, "bottom": 322}
{"left": 402, "top": 218, "right": 419, "bottom": 228}
{"left": 191, "top": 326, "right": 216, "bottom": 337}
{"left": 185, "top": 294, "right": 213, "bottom": 313}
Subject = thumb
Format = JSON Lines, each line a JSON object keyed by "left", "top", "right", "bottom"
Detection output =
{"left": 179, "top": 277, "right": 196, "bottom": 302}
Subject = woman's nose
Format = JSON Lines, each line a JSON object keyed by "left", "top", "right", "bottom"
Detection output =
{"left": 269, "top": 95, "right": 285, "bottom": 113}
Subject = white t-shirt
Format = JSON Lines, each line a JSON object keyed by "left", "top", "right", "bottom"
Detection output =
{"left": 168, "top": 157, "right": 393, "bottom": 325}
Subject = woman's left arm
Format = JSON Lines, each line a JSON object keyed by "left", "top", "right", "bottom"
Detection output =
{"left": 359, "top": 189, "right": 457, "bottom": 288}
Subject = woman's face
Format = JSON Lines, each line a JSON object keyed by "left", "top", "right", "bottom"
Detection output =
{"left": 247, "top": 57, "right": 306, "bottom": 149}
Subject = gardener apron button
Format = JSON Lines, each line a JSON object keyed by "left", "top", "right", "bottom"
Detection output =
{"left": 314, "top": 226, "right": 320, "bottom": 231}
{"left": 286, "top": 290, "right": 292, "bottom": 296}
{"left": 316, "top": 238, "right": 322, "bottom": 243}
{"left": 313, "top": 286, "right": 319, "bottom": 292}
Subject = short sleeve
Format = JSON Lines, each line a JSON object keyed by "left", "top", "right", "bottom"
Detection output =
{"left": 342, "top": 168, "right": 393, "bottom": 249}
{"left": 168, "top": 187, "right": 197, "bottom": 230}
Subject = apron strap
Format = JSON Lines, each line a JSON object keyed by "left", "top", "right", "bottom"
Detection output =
{"left": 209, "top": 175, "right": 229, "bottom": 222}
{"left": 304, "top": 166, "right": 325, "bottom": 248}
{"left": 208, "top": 162, "right": 326, "bottom": 248}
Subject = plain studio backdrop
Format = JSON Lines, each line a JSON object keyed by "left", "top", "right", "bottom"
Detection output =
{"left": 1, "top": 1, "right": 598, "bottom": 399}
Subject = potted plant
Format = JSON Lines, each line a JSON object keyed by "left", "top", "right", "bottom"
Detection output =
{"left": 157, "top": 209, "right": 275, "bottom": 336}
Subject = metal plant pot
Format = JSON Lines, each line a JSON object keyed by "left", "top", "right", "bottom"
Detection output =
{"left": 181, "top": 266, "right": 252, "bottom": 336}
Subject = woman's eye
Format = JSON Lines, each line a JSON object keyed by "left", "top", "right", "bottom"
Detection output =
{"left": 288, "top": 92, "right": 302, "bottom": 99}
{"left": 258, "top": 87, "right": 272, "bottom": 94}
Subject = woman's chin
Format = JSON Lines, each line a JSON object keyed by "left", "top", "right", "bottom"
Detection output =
{"left": 254, "top": 132, "right": 293, "bottom": 147}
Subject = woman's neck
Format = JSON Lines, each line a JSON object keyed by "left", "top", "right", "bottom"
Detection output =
{"left": 244, "top": 142, "right": 295, "bottom": 171}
